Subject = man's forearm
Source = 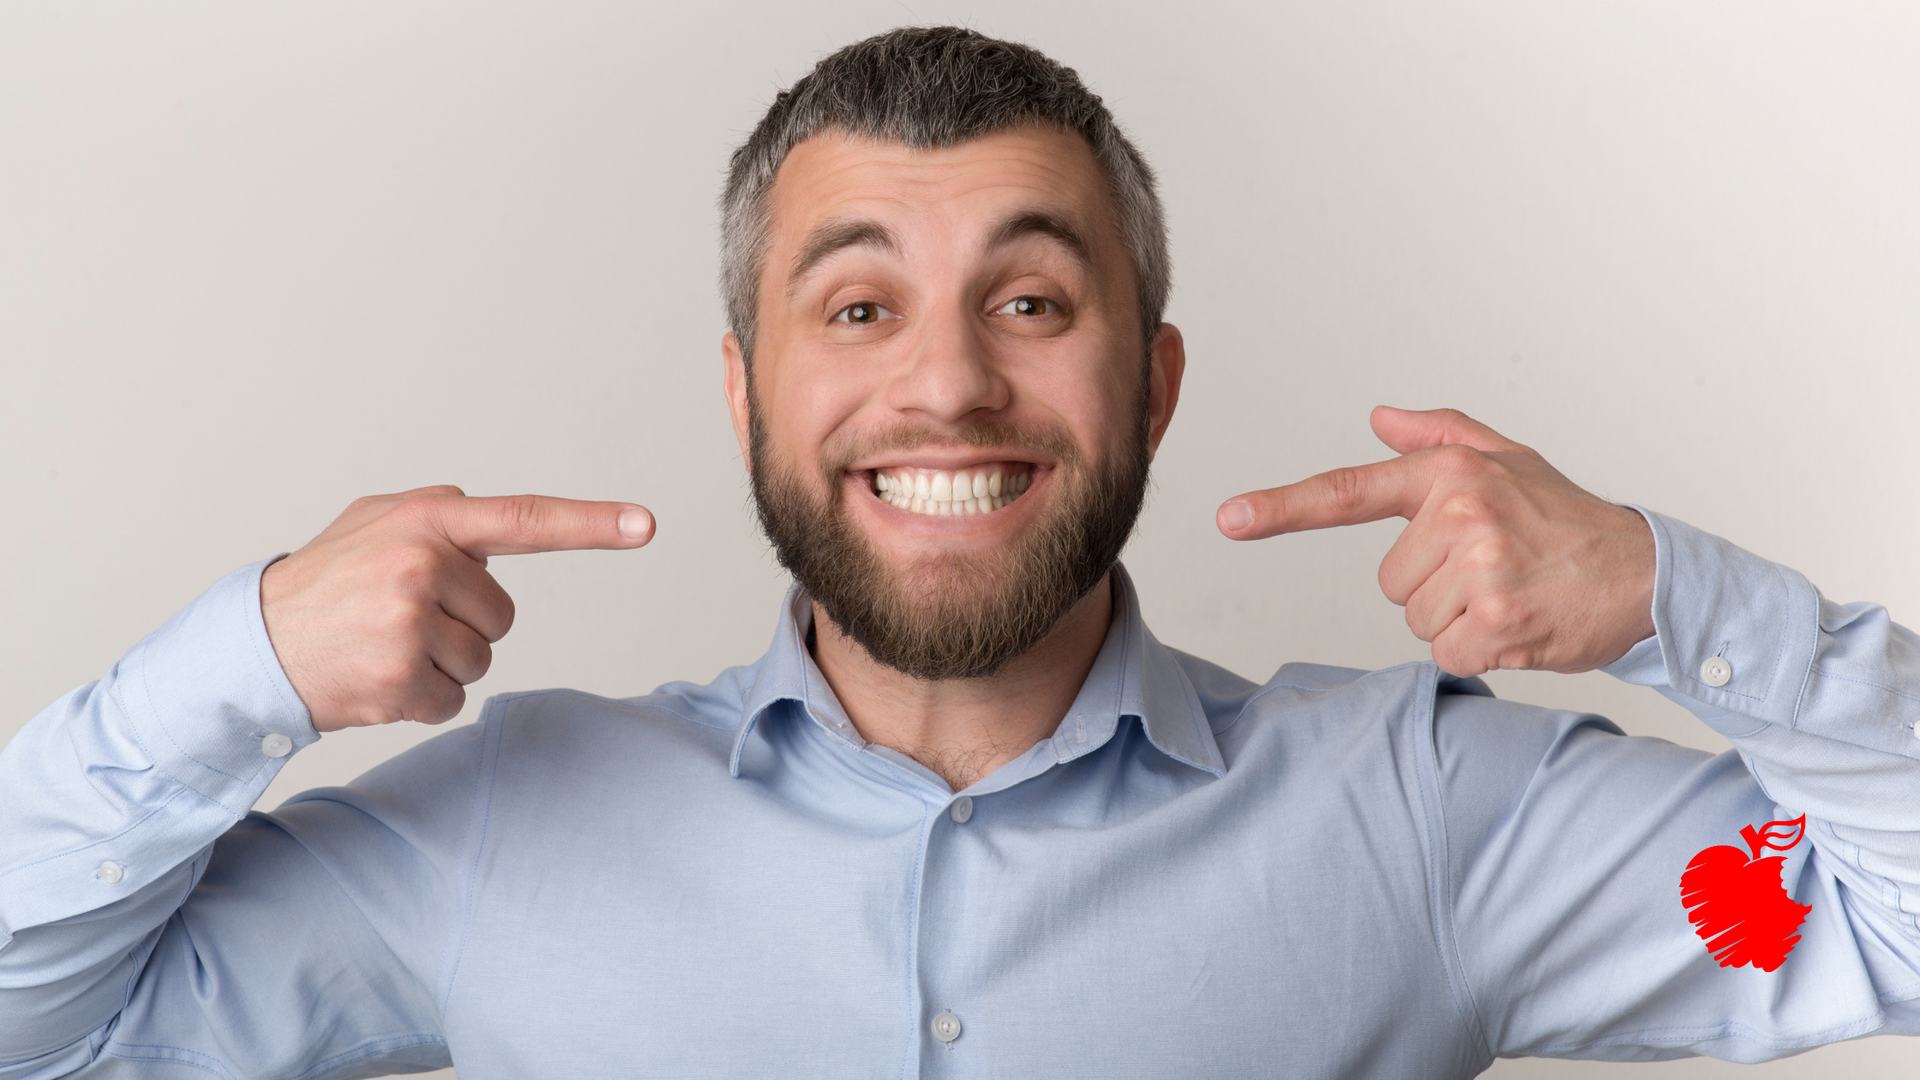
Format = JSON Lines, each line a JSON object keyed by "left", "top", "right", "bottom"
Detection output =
{"left": 0, "top": 560, "right": 313, "bottom": 1066}
{"left": 1604, "top": 509, "right": 1920, "bottom": 933}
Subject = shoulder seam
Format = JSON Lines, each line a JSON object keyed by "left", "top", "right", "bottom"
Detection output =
{"left": 1412, "top": 663, "right": 1497, "bottom": 1061}
{"left": 438, "top": 705, "right": 504, "bottom": 1017}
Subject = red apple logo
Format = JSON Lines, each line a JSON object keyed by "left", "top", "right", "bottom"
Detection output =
{"left": 1679, "top": 815, "right": 1811, "bottom": 972}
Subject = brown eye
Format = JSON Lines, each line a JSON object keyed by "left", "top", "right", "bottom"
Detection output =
{"left": 834, "top": 302, "right": 893, "bottom": 324}
{"left": 998, "top": 297, "right": 1051, "bottom": 316}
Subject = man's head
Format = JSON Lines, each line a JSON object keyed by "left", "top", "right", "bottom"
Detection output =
{"left": 720, "top": 27, "right": 1171, "bottom": 365}
{"left": 720, "top": 27, "right": 1185, "bottom": 679}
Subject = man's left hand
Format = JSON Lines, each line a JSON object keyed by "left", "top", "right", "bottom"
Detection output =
{"left": 1217, "top": 407, "right": 1656, "bottom": 678}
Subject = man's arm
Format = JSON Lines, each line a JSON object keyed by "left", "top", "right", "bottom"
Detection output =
{"left": 0, "top": 559, "right": 325, "bottom": 1075}
{"left": 0, "top": 489, "right": 652, "bottom": 1076}
{"left": 1431, "top": 512, "right": 1920, "bottom": 1059}
{"left": 1220, "top": 407, "right": 1920, "bottom": 1058}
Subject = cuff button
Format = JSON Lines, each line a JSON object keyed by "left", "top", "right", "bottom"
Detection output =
{"left": 1700, "top": 656, "right": 1732, "bottom": 688}
{"left": 97, "top": 861, "right": 124, "bottom": 883}
{"left": 262, "top": 733, "right": 294, "bottom": 758}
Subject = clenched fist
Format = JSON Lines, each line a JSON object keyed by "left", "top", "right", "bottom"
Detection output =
{"left": 260, "top": 486, "right": 655, "bottom": 732}
{"left": 1218, "top": 407, "right": 1655, "bottom": 678}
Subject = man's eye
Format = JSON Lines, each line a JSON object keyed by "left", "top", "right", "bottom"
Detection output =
{"left": 834, "top": 303, "right": 894, "bottom": 324}
{"left": 996, "top": 297, "right": 1053, "bottom": 317}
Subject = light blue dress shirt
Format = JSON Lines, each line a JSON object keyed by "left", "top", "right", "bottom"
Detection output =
{"left": 2, "top": 509, "right": 1918, "bottom": 1079}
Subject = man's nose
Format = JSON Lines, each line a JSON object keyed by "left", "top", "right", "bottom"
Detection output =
{"left": 884, "top": 307, "right": 1010, "bottom": 423}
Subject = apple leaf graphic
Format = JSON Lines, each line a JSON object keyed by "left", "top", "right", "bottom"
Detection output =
{"left": 1679, "top": 815, "right": 1811, "bottom": 973}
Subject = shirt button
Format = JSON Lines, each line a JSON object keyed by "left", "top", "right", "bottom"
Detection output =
{"left": 930, "top": 1011, "right": 962, "bottom": 1043}
{"left": 1699, "top": 656, "right": 1732, "bottom": 688}
{"left": 261, "top": 733, "right": 294, "bottom": 758}
{"left": 97, "top": 861, "right": 125, "bottom": 883}
{"left": 1911, "top": 720, "right": 1920, "bottom": 743}
{"left": 949, "top": 796, "right": 973, "bottom": 824}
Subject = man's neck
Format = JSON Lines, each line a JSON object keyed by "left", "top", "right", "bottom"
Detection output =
{"left": 807, "top": 573, "right": 1115, "bottom": 792}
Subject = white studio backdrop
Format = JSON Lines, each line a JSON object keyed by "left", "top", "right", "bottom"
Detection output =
{"left": 2, "top": 3, "right": 1915, "bottom": 1077}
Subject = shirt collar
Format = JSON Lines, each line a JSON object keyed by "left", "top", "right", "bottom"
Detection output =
{"left": 730, "top": 563, "right": 1225, "bottom": 782}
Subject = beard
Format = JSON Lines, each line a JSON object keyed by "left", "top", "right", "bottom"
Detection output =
{"left": 748, "top": 393, "right": 1152, "bottom": 681}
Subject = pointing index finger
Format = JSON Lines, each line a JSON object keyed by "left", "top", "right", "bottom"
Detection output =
{"left": 415, "top": 494, "right": 656, "bottom": 558}
{"left": 1218, "top": 455, "right": 1436, "bottom": 540}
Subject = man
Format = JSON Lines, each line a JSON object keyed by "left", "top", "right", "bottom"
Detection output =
{"left": 1, "top": 25, "right": 1916, "bottom": 1078}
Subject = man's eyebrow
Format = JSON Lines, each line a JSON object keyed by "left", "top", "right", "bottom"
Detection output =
{"left": 787, "top": 219, "right": 902, "bottom": 296}
{"left": 987, "top": 209, "right": 1093, "bottom": 268}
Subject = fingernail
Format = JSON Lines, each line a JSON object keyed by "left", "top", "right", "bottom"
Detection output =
{"left": 618, "top": 507, "right": 652, "bottom": 540}
{"left": 1221, "top": 499, "right": 1254, "bottom": 533}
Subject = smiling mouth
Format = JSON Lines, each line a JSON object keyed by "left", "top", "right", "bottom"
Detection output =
{"left": 870, "top": 464, "right": 1034, "bottom": 517}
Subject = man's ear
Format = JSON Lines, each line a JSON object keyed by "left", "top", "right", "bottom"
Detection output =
{"left": 722, "top": 332, "right": 753, "bottom": 473}
{"left": 1146, "top": 322, "right": 1186, "bottom": 460}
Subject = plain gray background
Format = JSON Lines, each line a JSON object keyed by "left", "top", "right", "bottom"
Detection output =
{"left": 3, "top": 2, "right": 1916, "bottom": 1076}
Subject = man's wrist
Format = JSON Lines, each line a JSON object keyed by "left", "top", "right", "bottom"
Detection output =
{"left": 1602, "top": 508, "right": 1819, "bottom": 732}
{"left": 1593, "top": 502, "right": 1658, "bottom": 668}
{"left": 119, "top": 558, "right": 319, "bottom": 810}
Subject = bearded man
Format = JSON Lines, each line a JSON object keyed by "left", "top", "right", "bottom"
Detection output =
{"left": 2, "top": 26, "right": 1917, "bottom": 1080}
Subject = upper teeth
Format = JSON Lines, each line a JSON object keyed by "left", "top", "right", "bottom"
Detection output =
{"left": 873, "top": 466, "right": 1032, "bottom": 516}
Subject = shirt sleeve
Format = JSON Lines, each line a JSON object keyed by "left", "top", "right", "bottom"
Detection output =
{"left": 1434, "top": 510, "right": 1920, "bottom": 1064}
{"left": 0, "top": 561, "right": 470, "bottom": 1078}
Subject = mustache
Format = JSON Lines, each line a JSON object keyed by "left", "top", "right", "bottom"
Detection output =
{"left": 821, "top": 418, "right": 1083, "bottom": 475}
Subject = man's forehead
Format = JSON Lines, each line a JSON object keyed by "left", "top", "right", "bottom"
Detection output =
{"left": 766, "top": 127, "right": 1112, "bottom": 245}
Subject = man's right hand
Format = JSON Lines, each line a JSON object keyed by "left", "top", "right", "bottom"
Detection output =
{"left": 259, "top": 486, "right": 655, "bottom": 732}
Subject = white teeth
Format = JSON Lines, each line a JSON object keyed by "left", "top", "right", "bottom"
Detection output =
{"left": 871, "top": 465, "right": 1035, "bottom": 518}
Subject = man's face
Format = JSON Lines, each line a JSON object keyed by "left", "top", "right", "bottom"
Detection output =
{"left": 723, "top": 127, "right": 1184, "bottom": 679}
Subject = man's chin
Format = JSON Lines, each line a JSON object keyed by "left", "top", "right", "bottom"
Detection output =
{"left": 858, "top": 554, "right": 1023, "bottom": 614}
{"left": 800, "top": 541, "right": 1059, "bottom": 680}
{"left": 858, "top": 527, "right": 1026, "bottom": 574}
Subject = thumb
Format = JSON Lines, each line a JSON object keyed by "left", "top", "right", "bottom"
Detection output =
{"left": 1369, "top": 406, "right": 1528, "bottom": 457}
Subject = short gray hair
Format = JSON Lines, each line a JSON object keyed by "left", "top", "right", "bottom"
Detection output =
{"left": 720, "top": 26, "right": 1171, "bottom": 363}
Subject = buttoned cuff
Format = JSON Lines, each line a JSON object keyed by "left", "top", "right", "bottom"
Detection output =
{"left": 114, "top": 557, "right": 319, "bottom": 811}
{"left": 0, "top": 560, "right": 317, "bottom": 940}
{"left": 1601, "top": 508, "right": 1821, "bottom": 739}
